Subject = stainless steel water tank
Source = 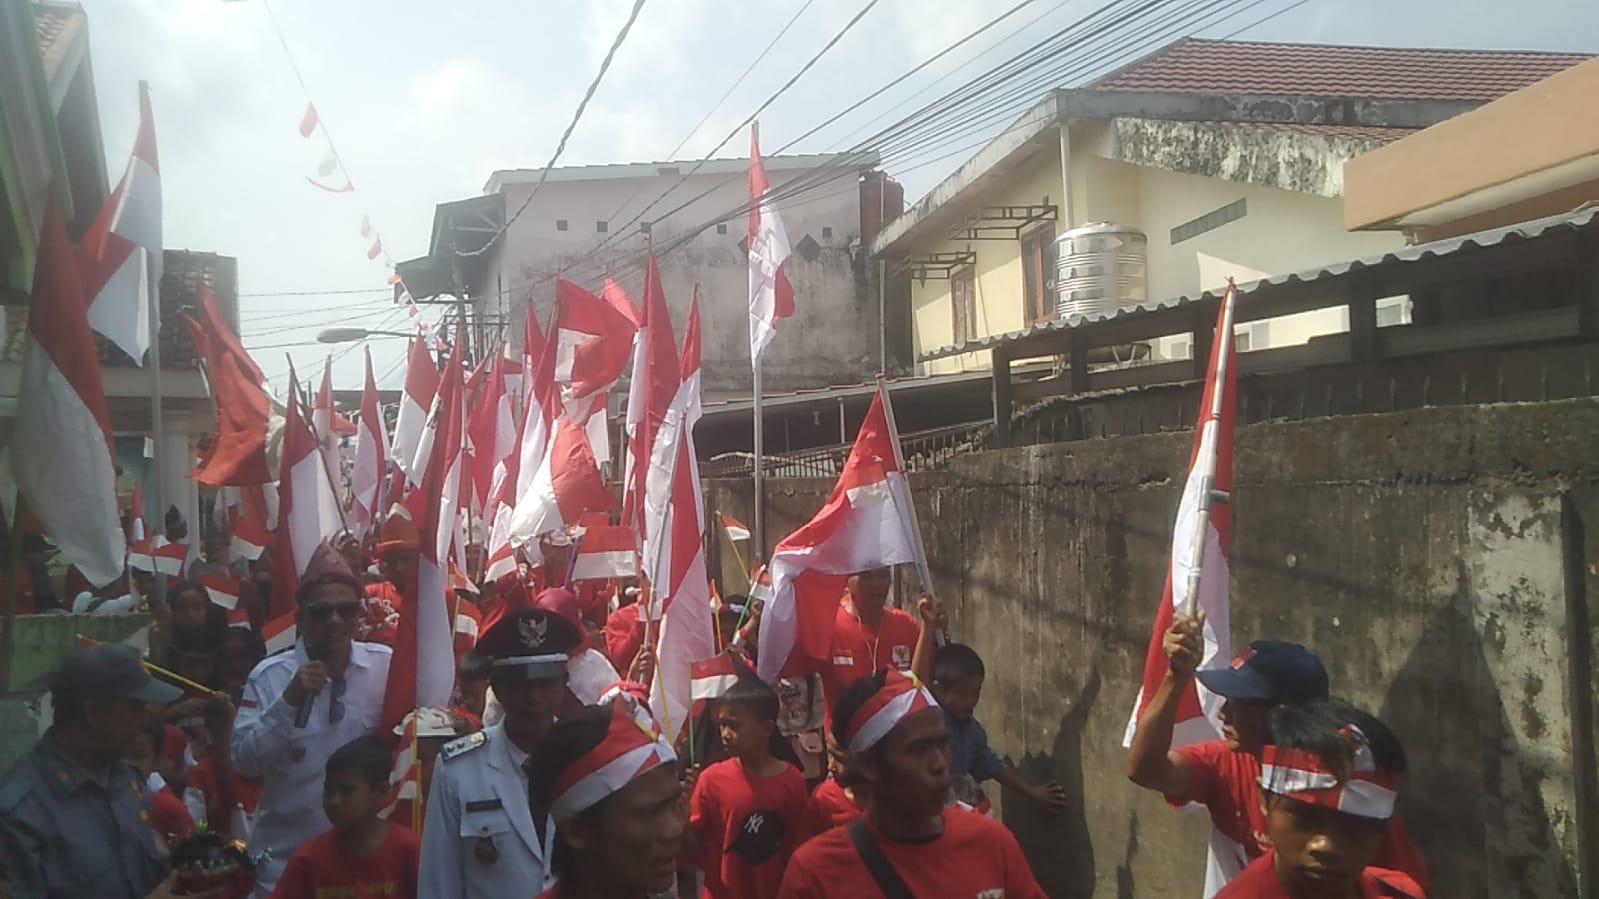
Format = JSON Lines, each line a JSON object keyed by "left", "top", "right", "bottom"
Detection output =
{"left": 1054, "top": 223, "right": 1147, "bottom": 319}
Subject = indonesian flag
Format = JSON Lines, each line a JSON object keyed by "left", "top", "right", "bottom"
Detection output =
{"left": 393, "top": 334, "right": 439, "bottom": 489}
{"left": 648, "top": 296, "right": 716, "bottom": 744}
{"left": 720, "top": 514, "right": 751, "bottom": 543}
{"left": 485, "top": 304, "right": 552, "bottom": 582}
{"left": 185, "top": 286, "right": 275, "bottom": 486}
{"left": 553, "top": 278, "right": 637, "bottom": 404}
{"left": 15, "top": 198, "right": 124, "bottom": 587}
{"left": 127, "top": 483, "right": 148, "bottom": 551}
{"left": 132, "top": 539, "right": 188, "bottom": 577}
{"left": 380, "top": 330, "right": 464, "bottom": 803}
{"left": 1122, "top": 285, "right": 1239, "bottom": 895}
{"left": 269, "top": 370, "right": 341, "bottom": 624}
{"left": 748, "top": 122, "right": 795, "bottom": 365}
{"left": 690, "top": 654, "right": 744, "bottom": 720}
{"left": 570, "top": 523, "right": 638, "bottom": 581}
{"left": 311, "top": 357, "right": 343, "bottom": 507}
{"left": 228, "top": 487, "right": 272, "bottom": 563}
{"left": 467, "top": 348, "right": 515, "bottom": 518}
{"left": 348, "top": 347, "right": 390, "bottom": 540}
{"left": 622, "top": 254, "right": 678, "bottom": 547}
{"left": 756, "top": 385, "right": 922, "bottom": 681}
{"left": 506, "top": 414, "right": 614, "bottom": 546}
{"left": 77, "top": 86, "right": 159, "bottom": 364}
{"left": 194, "top": 571, "right": 241, "bottom": 610}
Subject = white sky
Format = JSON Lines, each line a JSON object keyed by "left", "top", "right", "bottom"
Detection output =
{"left": 73, "top": 0, "right": 1599, "bottom": 391}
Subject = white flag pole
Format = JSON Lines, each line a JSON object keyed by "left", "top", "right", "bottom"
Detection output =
{"left": 1180, "top": 280, "right": 1237, "bottom": 620}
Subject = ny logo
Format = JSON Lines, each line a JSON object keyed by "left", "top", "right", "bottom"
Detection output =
{"left": 743, "top": 813, "right": 765, "bottom": 835}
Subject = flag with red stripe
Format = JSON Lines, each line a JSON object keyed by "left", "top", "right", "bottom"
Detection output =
{"left": 348, "top": 347, "right": 390, "bottom": 540}
{"left": 77, "top": 86, "right": 159, "bottom": 363}
{"left": 184, "top": 286, "right": 274, "bottom": 486}
{"left": 748, "top": 123, "right": 795, "bottom": 364}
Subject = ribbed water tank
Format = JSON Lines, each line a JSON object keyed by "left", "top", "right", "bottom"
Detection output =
{"left": 1054, "top": 223, "right": 1148, "bottom": 319}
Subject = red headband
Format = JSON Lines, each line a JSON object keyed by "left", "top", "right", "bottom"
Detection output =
{"left": 1258, "top": 725, "right": 1400, "bottom": 820}
{"left": 546, "top": 695, "right": 675, "bottom": 819}
{"left": 842, "top": 669, "right": 938, "bottom": 754}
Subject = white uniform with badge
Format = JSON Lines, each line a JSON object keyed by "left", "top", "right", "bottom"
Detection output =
{"left": 419, "top": 723, "right": 555, "bottom": 897}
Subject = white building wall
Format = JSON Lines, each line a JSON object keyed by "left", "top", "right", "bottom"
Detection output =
{"left": 486, "top": 161, "right": 876, "bottom": 395}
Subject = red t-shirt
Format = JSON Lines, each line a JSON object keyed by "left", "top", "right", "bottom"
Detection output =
{"left": 270, "top": 822, "right": 420, "bottom": 899}
{"left": 777, "top": 806, "right": 1046, "bottom": 899}
{"left": 800, "top": 777, "right": 863, "bottom": 842}
{"left": 186, "top": 755, "right": 264, "bottom": 839}
{"left": 819, "top": 604, "right": 920, "bottom": 706}
{"left": 604, "top": 602, "right": 646, "bottom": 671}
{"left": 149, "top": 784, "right": 193, "bottom": 842}
{"left": 690, "top": 757, "right": 810, "bottom": 899}
{"left": 1216, "top": 850, "right": 1426, "bottom": 898}
{"left": 1171, "top": 741, "right": 1429, "bottom": 890}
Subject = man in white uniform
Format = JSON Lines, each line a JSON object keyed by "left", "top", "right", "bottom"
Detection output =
{"left": 232, "top": 544, "right": 392, "bottom": 896}
{"left": 420, "top": 607, "right": 581, "bottom": 897}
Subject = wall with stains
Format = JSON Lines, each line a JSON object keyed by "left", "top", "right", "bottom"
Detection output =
{"left": 707, "top": 397, "right": 1599, "bottom": 897}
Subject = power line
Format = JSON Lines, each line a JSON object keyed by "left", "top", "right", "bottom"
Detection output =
{"left": 240, "top": 287, "right": 393, "bottom": 298}
{"left": 454, "top": 0, "right": 652, "bottom": 259}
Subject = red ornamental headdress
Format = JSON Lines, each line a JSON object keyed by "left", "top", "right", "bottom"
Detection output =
{"left": 841, "top": 669, "right": 938, "bottom": 754}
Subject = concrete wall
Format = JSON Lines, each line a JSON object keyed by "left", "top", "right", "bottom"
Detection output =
{"left": 706, "top": 397, "right": 1599, "bottom": 898}
{"left": 486, "top": 161, "right": 876, "bottom": 394}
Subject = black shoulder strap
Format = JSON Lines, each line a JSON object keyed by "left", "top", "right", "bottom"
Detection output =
{"left": 846, "top": 818, "right": 918, "bottom": 899}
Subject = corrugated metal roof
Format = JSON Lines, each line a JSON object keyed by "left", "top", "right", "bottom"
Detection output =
{"left": 920, "top": 207, "right": 1599, "bottom": 361}
{"left": 1091, "top": 38, "right": 1592, "bottom": 101}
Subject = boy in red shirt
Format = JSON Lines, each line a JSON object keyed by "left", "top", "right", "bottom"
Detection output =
{"left": 1218, "top": 700, "right": 1424, "bottom": 899}
{"left": 1127, "top": 617, "right": 1428, "bottom": 891}
{"left": 778, "top": 669, "right": 1046, "bottom": 899}
{"left": 800, "top": 729, "right": 870, "bottom": 841}
{"left": 184, "top": 694, "right": 263, "bottom": 840}
{"left": 271, "top": 736, "right": 420, "bottom": 899}
{"left": 688, "top": 675, "right": 809, "bottom": 899}
{"left": 130, "top": 716, "right": 194, "bottom": 844}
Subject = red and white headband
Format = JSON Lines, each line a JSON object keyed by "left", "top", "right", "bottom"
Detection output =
{"left": 1258, "top": 724, "right": 1400, "bottom": 820}
{"left": 842, "top": 669, "right": 939, "bottom": 754}
{"left": 547, "top": 695, "right": 676, "bottom": 819}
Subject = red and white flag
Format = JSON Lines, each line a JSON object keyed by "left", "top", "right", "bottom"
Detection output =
{"left": 348, "top": 347, "right": 390, "bottom": 539}
{"left": 553, "top": 277, "right": 637, "bottom": 404}
{"left": 127, "top": 483, "right": 148, "bottom": 551}
{"left": 311, "top": 356, "right": 344, "bottom": 508}
{"left": 1122, "top": 285, "right": 1239, "bottom": 894}
{"left": 78, "top": 86, "right": 160, "bottom": 364}
{"left": 132, "top": 540, "right": 188, "bottom": 577}
{"left": 506, "top": 414, "right": 614, "bottom": 546}
{"left": 393, "top": 334, "right": 439, "bottom": 490}
{"left": 184, "top": 286, "right": 275, "bottom": 486}
{"left": 755, "top": 384, "right": 922, "bottom": 681}
{"left": 227, "top": 486, "right": 273, "bottom": 563}
{"left": 269, "top": 370, "right": 342, "bottom": 629}
{"left": 466, "top": 348, "right": 515, "bottom": 518}
{"left": 720, "top": 514, "right": 751, "bottom": 543}
{"left": 649, "top": 296, "right": 716, "bottom": 744}
{"left": 748, "top": 122, "right": 795, "bottom": 365}
{"left": 690, "top": 654, "right": 744, "bottom": 719}
{"left": 570, "top": 523, "right": 638, "bottom": 581}
{"left": 380, "top": 333, "right": 465, "bottom": 820}
{"left": 623, "top": 254, "right": 679, "bottom": 547}
{"left": 194, "top": 571, "right": 241, "bottom": 610}
{"left": 485, "top": 304, "right": 552, "bottom": 582}
{"left": 15, "top": 198, "right": 124, "bottom": 587}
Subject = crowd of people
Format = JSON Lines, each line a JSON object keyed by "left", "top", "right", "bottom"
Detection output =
{"left": 0, "top": 516, "right": 1428, "bottom": 898}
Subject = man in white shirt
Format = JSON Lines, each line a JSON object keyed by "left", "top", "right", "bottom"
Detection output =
{"left": 232, "top": 543, "right": 392, "bottom": 896}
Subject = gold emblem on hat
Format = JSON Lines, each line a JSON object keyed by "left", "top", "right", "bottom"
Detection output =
{"left": 519, "top": 615, "right": 548, "bottom": 648}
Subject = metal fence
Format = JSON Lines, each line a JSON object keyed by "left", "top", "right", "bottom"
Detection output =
{"left": 701, "top": 420, "right": 990, "bottom": 480}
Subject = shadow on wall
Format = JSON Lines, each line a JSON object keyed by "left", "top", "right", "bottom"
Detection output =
{"left": 1377, "top": 560, "right": 1579, "bottom": 899}
{"left": 1004, "top": 670, "right": 1101, "bottom": 899}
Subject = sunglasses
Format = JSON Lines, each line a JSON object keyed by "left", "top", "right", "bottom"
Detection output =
{"left": 304, "top": 599, "right": 362, "bottom": 622}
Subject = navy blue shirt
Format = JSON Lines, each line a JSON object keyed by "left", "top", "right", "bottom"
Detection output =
{"left": 943, "top": 709, "right": 1005, "bottom": 782}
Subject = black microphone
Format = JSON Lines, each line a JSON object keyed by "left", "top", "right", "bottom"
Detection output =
{"left": 293, "top": 641, "right": 330, "bottom": 729}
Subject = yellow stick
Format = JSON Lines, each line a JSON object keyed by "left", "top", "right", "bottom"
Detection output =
{"left": 144, "top": 659, "right": 214, "bottom": 695}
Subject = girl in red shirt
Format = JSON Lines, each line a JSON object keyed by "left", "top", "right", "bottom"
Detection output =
{"left": 271, "top": 737, "right": 420, "bottom": 899}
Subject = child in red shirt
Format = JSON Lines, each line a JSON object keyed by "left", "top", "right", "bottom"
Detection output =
{"left": 688, "top": 675, "right": 809, "bottom": 899}
{"left": 799, "top": 730, "right": 868, "bottom": 841}
{"left": 130, "top": 717, "right": 194, "bottom": 843}
{"left": 271, "top": 736, "right": 420, "bottom": 899}
{"left": 185, "top": 695, "right": 262, "bottom": 840}
{"left": 1217, "top": 701, "right": 1425, "bottom": 899}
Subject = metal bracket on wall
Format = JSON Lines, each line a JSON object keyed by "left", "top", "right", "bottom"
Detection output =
{"left": 897, "top": 251, "right": 977, "bottom": 283}
{"left": 949, "top": 205, "right": 1058, "bottom": 242}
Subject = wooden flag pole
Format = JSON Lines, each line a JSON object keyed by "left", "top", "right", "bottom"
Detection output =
{"left": 1180, "top": 280, "right": 1237, "bottom": 621}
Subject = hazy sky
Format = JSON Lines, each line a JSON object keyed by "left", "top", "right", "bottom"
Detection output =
{"left": 73, "top": 0, "right": 1598, "bottom": 391}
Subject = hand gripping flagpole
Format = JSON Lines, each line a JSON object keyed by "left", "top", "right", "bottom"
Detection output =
{"left": 1180, "top": 281, "right": 1237, "bottom": 621}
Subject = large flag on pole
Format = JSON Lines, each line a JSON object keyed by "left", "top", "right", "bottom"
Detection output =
{"left": 624, "top": 253, "right": 679, "bottom": 545}
{"left": 747, "top": 122, "right": 794, "bottom": 364}
{"left": 393, "top": 334, "right": 439, "bottom": 490}
{"left": 553, "top": 277, "right": 637, "bottom": 404}
{"left": 348, "top": 347, "right": 389, "bottom": 539}
{"left": 485, "top": 303, "right": 551, "bottom": 582}
{"left": 270, "top": 369, "right": 341, "bottom": 629}
{"left": 1122, "top": 283, "right": 1239, "bottom": 894}
{"left": 15, "top": 197, "right": 124, "bottom": 587}
{"left": 184, "top": 287, "right": 275, "bottom": 486}
{"left": 649, "top": 294, "right": 715, "bottom": 743}
{"left": 755, "top": 385, "right": 923, "bottom": 681}
{"left": 78, "top": 86, "right": 160, "bottom": 364}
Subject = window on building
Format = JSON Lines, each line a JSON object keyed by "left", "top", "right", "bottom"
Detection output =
{"left": 640, "top": 221, "right": 652, "bottom": 234}
{"left": 1168, "top": 338, "right": 1191, "bottom": 360}
{"left": 596, "top": 220, "right": 608, "bottom": 233}
{"left": 556, "top": 219, "right": 569, "bottom": 231}
{"left": 1021, "top": 226, "right": 1057, "bottom": 324}
{"left": 716, "top": 223, "right": 728, "bottom": 235}
{"left": 952, "top": 268, "right": 978, "bottom": 344}
{"left": 1376, "top": 296, "right": 1411, "bottom": 328}
{"left": 1234, "top": 330, "right": 1252, "bottom": 353}
{"left": 821, "top": 226, "right": 833, "bottom": 239}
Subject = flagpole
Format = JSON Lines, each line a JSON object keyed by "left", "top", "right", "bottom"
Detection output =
{"left": 752, "top": 364, "right": 765, "bottom": 556}
{"left": 1180, "top": 281, "right": 1237, "bottom": 620}
{"left": 141, "top": 79, "right": 169, "bottom": 608}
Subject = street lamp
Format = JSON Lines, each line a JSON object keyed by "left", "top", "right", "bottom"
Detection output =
{"left": 316, "top": 327, "right": 414, "bottom": 344}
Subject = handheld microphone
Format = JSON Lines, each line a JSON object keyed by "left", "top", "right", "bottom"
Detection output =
{"left": 293, "top": 641, "right": 330, "bottom": 728}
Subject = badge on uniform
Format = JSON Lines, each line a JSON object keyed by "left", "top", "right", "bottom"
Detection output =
{"left": 475, "top": 836, "right": 498, "bottom": 865}
{"left": 519, "top": 615, "right": 548, "bottom": 648}
{"left": 892, "top": 644, "right": 911, "bottom": 667}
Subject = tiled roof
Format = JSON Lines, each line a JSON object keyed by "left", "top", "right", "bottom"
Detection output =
{"left": 1091, "top": 38, "right": 1592, "bottom": 102}
{"left": 32, "top": 1, "right": 84, "bottom": 80}
{"left": 4, "top": 250, "right": 239, "bottom": 368}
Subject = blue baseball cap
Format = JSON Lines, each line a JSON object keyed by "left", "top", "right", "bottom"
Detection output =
{"left": 1195, "top": 640, "right": 1328, "bottom": 704}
